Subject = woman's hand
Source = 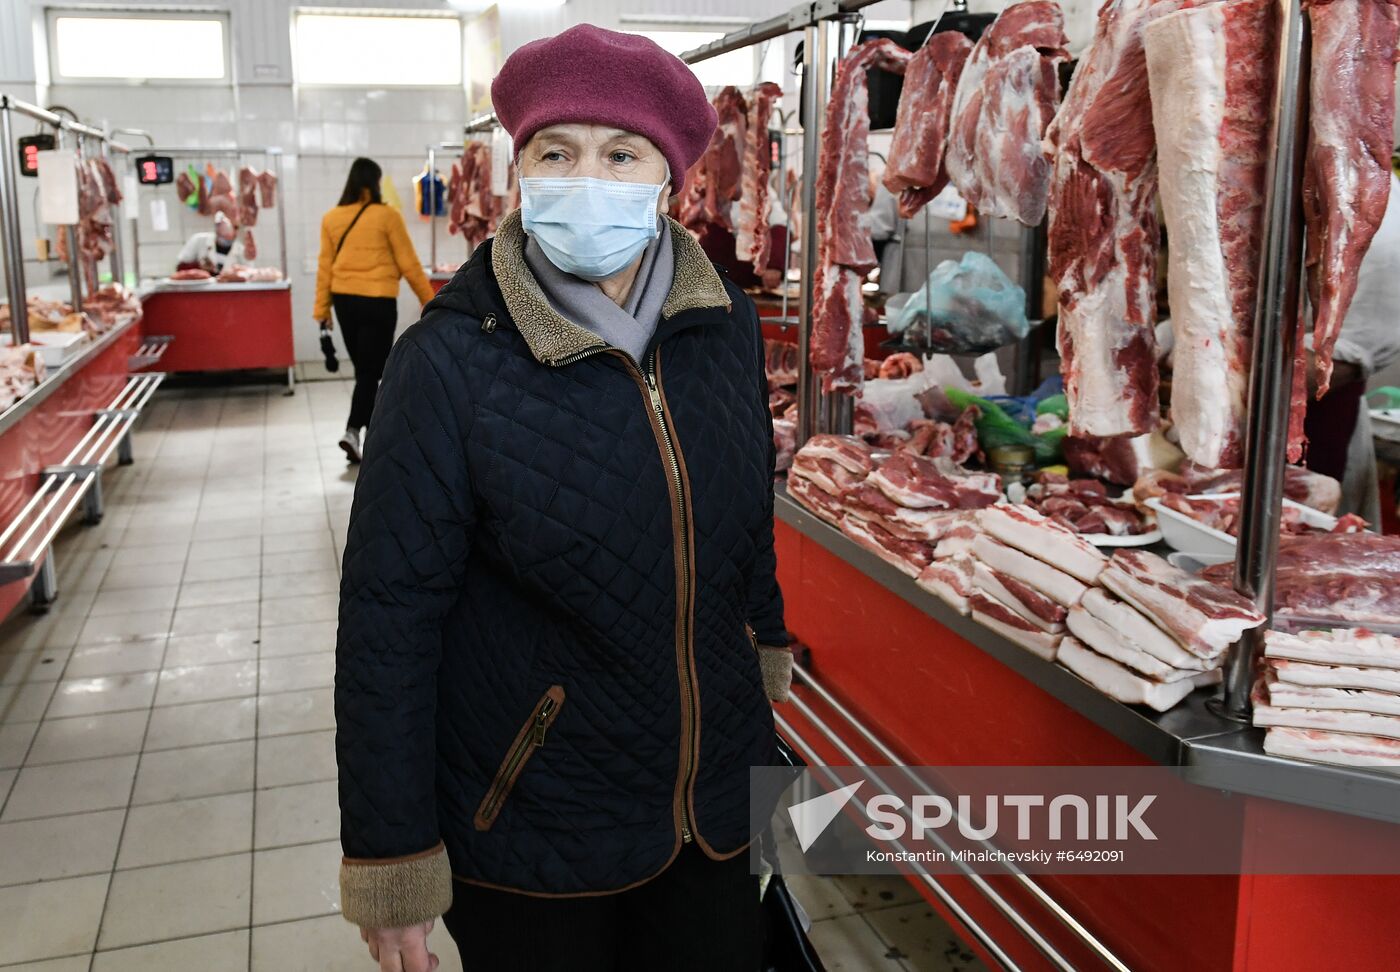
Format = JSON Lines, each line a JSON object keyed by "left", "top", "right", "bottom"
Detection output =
{"left": 360, "top": 921, "right": 440, "bottom": 972}
{"left": 318, "top": 318, "right": 332, "bottom": 331}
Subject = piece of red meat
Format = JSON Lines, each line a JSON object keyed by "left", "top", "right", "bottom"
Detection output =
{"left": 883, "top": 31, "right": 974, "bottom": 219}
{"left": 238, "top": 167, "right": 260, "bottom": 227}
{"left": 736, "top": 82, "right": 783, "bottom": 274}
{"left": 1145, "top": 0, "right": 1277, "bottom": 468}
{"left": 946, "top": 1, "right": 1069, "bottom": 225}
{"left": 257, "top": 170, "right": 278, "bottom": 208}
{"left": 243, "top": 229, "right": 257, "bottom": 262}
{"left": 810, "top": 39, "right": 912, "bottom": 395}
{"left": 877, "top": 352, "right": 923, "bottom": 380}
{"left": 1302, "top": 0, "right": 1400, "bottom": 398}
{"left": 1046, "top": 0, "right": 1175, "bottom": 438}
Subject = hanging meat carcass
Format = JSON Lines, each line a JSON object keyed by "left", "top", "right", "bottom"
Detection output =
{"left": 810, "top": 39, "right": 913, "bottom": 394}
{"left": 76, "top": 159, "right": 114, "bottom": 294}
{"left": 678, "top": 86, "right": 747, "bottom": 234}
{"left": 883, "top": 31, "right": 974, "bottom": 220}
{"left": 1144, "top": 0, "right": 1277, "bottom": 468}
{"left": 208, "top": 168, "right": 238, "bottom": 223}
{"left": 257, "top": 170, "right": 278, "bottom": 208}
{"left": 243, "top": 229, "right": 257, "bottom": 262}
{"left": 1045, "top": 0, "right": 1176, "bottom": 438}
{"left": 447, "top": 143, "right": 500, "bottom": 251}
{"left": 93, "top": 157, "right": 122, "bottom": 205}
{"left": 1302, "top": 0, "right": 1400, "bottom": 401}
{"left": 736, "top": 82, "right": 784, "bottom": 276}
{"left": 238, "top": 167, "right": 260, "bottom": 226}
{"left": 945, "top": 1, "right": 1069, "bottom": 226}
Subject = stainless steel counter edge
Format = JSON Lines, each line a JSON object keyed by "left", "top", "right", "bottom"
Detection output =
{"left": 139, "top": 280, "right": 291, "bottom": 295}
{"left": 773, "top": 485, "right": 1400, "bottom": 825}
{"left": 0, "top": 318, "right": 139, "bottom": 439}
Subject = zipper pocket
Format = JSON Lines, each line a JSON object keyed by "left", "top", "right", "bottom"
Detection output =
{"left": 473, "top": 685, "right": 565, "bottom": 832}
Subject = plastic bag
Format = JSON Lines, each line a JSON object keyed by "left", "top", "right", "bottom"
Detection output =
{"left": 945, "top": 387, "right": 1066, "bottom": 465}
{"left": 889, "top": 251, "right": 1030, "bottom": 353}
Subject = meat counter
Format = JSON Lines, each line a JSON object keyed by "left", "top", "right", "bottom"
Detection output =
{"left": 773, "top": 484, "right": 1400, "bottom": 972}
{"left": 137, "top": 281, "right": 294, "bottom": 383}
{"left": 0, "top": 319, "right": 142, "bottom": 620}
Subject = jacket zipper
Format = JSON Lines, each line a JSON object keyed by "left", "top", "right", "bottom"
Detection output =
{"left": 640, "top": 348, "right": 697, "bottom": 845}
{"left": 555, "top": 344, "right": 698, "bottom": 846}
{"left": 474, "top": 691, "right": 562, "bottom": 830}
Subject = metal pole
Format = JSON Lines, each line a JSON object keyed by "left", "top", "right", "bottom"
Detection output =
{"left": 1219, "top": 0, "right": 1311, "bottom": 722}
{"left": 821, "top": 15, "right": 861, "bottom": 437}
{"left": 271, "top": 150, "right": 288, "bottom": 279}
{"left": 102, "top": 140, "right": 124, "bottom": 288}
{"left": 796, "top": 22, "right": 828, "bottom": 448}
{"left": 428, "top": 145, "right": 437, "bottom": 271}
{"left": 0, "top": 99, "right": 30, "bottom": 346}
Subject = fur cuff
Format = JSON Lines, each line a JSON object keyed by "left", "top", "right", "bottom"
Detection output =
{"left": 340, "top": 843, "right": 453, "bottom": 929}
{"left": 759, "top": 645, "right": 793, "bottom": 703}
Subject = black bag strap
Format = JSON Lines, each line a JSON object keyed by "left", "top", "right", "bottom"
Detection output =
{"left": 333, "top": 202, "right": 373, "bottom": 262}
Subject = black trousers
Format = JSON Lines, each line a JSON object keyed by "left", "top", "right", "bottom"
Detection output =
{"left": 332, "top": 293, "right": 397, "bottom": 431}
{"left": 441, "top": 844, "right": 763, "bottom": 971}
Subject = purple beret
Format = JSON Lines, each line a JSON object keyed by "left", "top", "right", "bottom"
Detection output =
{"left": 491, "top": 25, "right": 718, "bottom": 191}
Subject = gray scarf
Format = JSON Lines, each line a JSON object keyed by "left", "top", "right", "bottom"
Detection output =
{"left": 523, "top": 224, "right": 675, "bottom": 365}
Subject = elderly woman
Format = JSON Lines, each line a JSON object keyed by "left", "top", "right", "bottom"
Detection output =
{"left": 335, "top": 25, "right": 791, "bottom": 972}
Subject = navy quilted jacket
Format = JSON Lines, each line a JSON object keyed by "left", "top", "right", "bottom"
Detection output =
{"left": 335, "top": 211, "right": 790, "bottom": 928}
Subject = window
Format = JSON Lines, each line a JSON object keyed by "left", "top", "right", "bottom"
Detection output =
{"left": 294, "top": 12, "right": 463, "bottom": 87}
{"left": 630, "top": 30, "right": 784, "bottom": 91}
{"left": 48, "top": 11, "right": 229, "bottom": 83}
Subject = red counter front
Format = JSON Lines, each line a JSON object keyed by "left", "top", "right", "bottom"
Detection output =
{"left": 0, "top": 322, "right": 141, "bottom": 620}
{"left": 774, "top": 516, "right": 1400, "bottom": 972}
{"left": 139, "top": 284, "right": 293, "bottom": 375}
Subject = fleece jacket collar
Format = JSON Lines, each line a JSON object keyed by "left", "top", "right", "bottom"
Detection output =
{"left": 489, "top": 209, "right": 731, "bottom": 367}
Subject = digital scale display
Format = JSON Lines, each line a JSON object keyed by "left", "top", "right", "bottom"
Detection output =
{"left": 136, "top": 154, "right": 174, "bottom": 185}
{"left": 17, "top": 134, "right": 54, "bottom": 177}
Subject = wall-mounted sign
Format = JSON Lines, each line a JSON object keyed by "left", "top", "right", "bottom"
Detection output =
{"left": 18, "top": 134, "right": 55, "bottom": 177}
{"left": 135, "top": 154, "right": 174, "bottom": 185}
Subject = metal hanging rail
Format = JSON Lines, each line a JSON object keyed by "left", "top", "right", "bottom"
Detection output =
{"left": 1221, "top": 0, "right": 1312, "bottom": 720}
{"left": 679, "top": 0, "right": 886, "bottom": 63}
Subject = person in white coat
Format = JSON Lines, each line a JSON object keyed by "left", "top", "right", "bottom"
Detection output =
{"left": 174, "top": 211, "right": 245, "bottom": 275}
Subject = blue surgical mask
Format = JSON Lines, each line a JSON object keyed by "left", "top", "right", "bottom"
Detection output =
{"left": 520, "top": 175, "right": 664, "bottom": 281}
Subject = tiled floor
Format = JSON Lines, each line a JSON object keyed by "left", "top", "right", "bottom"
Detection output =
{"left": 0, "top": 377, "right": 981, "bottom": 971}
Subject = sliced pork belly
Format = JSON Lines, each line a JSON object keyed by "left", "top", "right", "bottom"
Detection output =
{"left": 1059, "top": 637, "right": 1220, "bottom": 712}
{"left": 978, "top": 504, "right": 1108, "bottom": 584}
{"left": 1263, "top": 727, "right": 1400, "bottom": 767}
{"left": 1099, "top": 549, "right": 1264, "bottom": 658}
{"left": 1270, "top": 659, "right": 1400, "bottom": 695}
{"left": 933, "top": 521, "right": 980, "bottom": 559}
{"left": 1066, "top": 605, "right": 1205, "bottom": 682}
{"left": 971, "top": 534, "right": 1088, "bottom": 608}
{"left": 972, "top": 561, "right": 1067, "bottom": 633}
{"left": 969, "top": 590, "right": 1063, "bottom": 661}
{"left": 786, "top": 471, "right": 847, "bottom": 525}
{"left": 1264, "top": 628, "right": 1400, "bottom": 671}
{"left": 839, "top": 514, "right": 932, "bottom": 577}
{"left": 1080, "top": 588, "right": 1217, "bottom": 671}
{"left": 1252, "top": 682, "right": 1400, "bottom": 741}
{"left": 1263, "top": 669, "right": 1400, "bottom": 717}
{"left": 916, "top": 555, "right": 976, "bottom": 615}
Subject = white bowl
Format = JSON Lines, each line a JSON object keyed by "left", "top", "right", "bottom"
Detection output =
{"left": 1146, "top": 492, "right": 1337, "bottom": 558}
